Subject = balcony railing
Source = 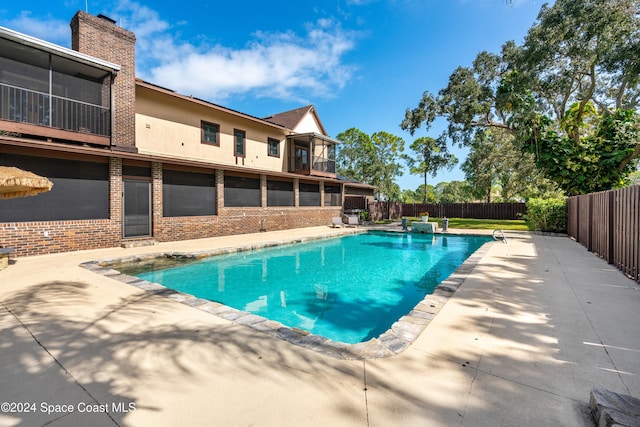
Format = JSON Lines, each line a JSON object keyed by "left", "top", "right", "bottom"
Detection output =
{"left": 0, "top": 83, "right": 110, "bottom": 137}
{"left": 312, "top": 156, "right": 336, "bottom": 174}
{"left": 288, "top": 156, "right": 336, "bottom": 175}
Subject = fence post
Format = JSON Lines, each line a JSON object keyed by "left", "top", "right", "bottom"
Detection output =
{"left": 608, "top": 191, "right": 614, "bottom": 264}
{"left": 587, "top": 194, "right": 594, "bottom": 252}
{"left": 576, "top": 196, "right": 581, "bottom": 243}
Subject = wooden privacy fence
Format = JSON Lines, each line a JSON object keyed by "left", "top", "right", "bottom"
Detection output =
{"left": 367, "top": 202, "right": 526, "bottom": 221}
{"left": 344, "top": 196, "right": 368, "bottom": 212}
{"left": 567, "top": 186, "right": 640, "bottom": 283}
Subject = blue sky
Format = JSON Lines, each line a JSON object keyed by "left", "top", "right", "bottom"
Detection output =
{"left": 0, "top": 0, "right": 552, "bottom": 191}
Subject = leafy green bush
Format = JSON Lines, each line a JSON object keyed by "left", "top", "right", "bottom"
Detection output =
{"left": 524, "top": 198, "right": 567, "bottom": 232}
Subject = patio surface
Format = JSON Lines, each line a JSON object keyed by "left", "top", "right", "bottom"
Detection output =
{"left": 1, "top": 225, "right": 639, "bottom": 426}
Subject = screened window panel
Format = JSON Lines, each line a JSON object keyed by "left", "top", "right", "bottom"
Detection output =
{"left": 123, "top": 165, "right": 151, "bottom": 177}
{"left": 51, "top": 70, "right": 104, "bottom": 105}
{"left": 299, "top": 182, "right": 320, "bottom": 206}
{"left": 0, "top": 154, "right": 109, "bottom": 221}
{"left": 163, "top": 169, "right": 216, "bottom": 217}
{"left": 0, "top": 57, "right": 49, "bottom": 91}
{"left": 324, "top": 185, "right": 342, "bottom": 206}
{"left": 267, "top": 180, "right": 293, "bottom": 206}
{"left": 224, "top": 175, "right": 260, "bottom": 207}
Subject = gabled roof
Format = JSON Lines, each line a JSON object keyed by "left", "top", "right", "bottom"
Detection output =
{"left": 263, "top": 105, "right": 328, "bottom": 136}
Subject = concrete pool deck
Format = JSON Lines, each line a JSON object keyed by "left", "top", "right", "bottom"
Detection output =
{"left": 1, "top": 226, "right": 639, "bottom": 426}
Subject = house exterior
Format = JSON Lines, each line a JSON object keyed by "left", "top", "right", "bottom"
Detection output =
{"left": 0, "top": 11, "right": 374, "bottom": 257}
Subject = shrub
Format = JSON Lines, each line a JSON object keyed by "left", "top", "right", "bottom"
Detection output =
{"left": 524, "top": 198, "right": 567, "bottom": 232}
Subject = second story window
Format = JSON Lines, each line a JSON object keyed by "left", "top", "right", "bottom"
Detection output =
{"left": 268, "top": 138, "right": 280, "bottom": 157}
{"left": 234, "top": 129, "right": 246, "bottom": 157}
{"left": 202, "top": 121, "right": 220, "bottom": 145}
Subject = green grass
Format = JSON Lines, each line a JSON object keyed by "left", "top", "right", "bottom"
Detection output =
{"left": 404, "top": 217, "right": 532, "bottom": 231}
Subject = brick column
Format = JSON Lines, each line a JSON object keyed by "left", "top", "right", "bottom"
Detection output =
{"left": 293, "top": 177, "right": 300, "bottom": 207}
{"left": 216, "top": 169, "right": 224, "bottom": 212}
{"left": 260, "top": 174, "right": 267, "bottom": 208}
{"left": 71, "top": 12, "right": 136, "bottom": 149}
{"left": 319, "top": 181, "right": 325, "bottom": 207}
{"left": 109, "top": 157, "right": 122, "bottom": 226}
{"left": 151, "top": 162, "right": 163, "bottom": 236}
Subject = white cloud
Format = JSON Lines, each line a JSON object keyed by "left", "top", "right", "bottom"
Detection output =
{"left": 110, "top": 1, "right": 357, "bottom": 103}
{"left": 5, "top": 11, "right": 70, "bottom": 46}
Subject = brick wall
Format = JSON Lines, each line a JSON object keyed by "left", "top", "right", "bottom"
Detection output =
{"left": 0, "top": 220, "right": 120, "bottom": 257}
{"left": 153, "top": 167, "right": 341, "bottom": 243}
{"left": 1, "top": 155, "right": 342, "bottom": 257}
{"left": 71, "top": 11, "right": 136, "bottom": 149}
{"left": 0, "top": 157, "right": 123, "bottom": 257}
{"left": 153, "top": 207, "right": 341, "bottom": 243}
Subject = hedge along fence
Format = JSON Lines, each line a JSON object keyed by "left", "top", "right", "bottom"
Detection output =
{"left": 567, "top": 185, "right": 640, "bottom": 283}
{"left": 367, "top": 202, "right": 527, "bottom": 221}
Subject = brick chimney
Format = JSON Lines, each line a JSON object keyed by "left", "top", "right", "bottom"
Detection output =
{"left": 70, "top": 11, "right": 136, "bottom": 150}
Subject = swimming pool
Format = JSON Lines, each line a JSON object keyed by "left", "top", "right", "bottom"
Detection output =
{"left": 121, "top": 232, "right": 491, "bottom": 344}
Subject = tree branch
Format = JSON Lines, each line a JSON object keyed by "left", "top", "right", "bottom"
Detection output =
{"left": 618, "top": 143, "right": 640, "bottom": 172}
{"left": 471, "top": 120, "right": 516, "bottom": 133}
{"left": 573, "top": 62, "right": 597, "bottom": 143}
{"left": 616, "top": 78, "right": 628, "bottom": 110}
{"left": 559, "top": 77, "right": 577, "bottom": 121}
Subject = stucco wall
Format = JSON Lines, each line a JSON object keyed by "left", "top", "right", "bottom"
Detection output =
{"left": 292, "top": 111, "right": 323, "bottom": 134}
{"left": 135, "top": 86, "right": 288, "bottom": 173}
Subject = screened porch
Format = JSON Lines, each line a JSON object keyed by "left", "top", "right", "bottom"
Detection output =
{"left": 287, "top": 132, "right": 338, "bottom": 178}
{"left": 0, "top": 27, "right": 118, "bottom": 146}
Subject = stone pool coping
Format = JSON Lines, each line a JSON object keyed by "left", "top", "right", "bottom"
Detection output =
{"left": 80, "top": 231, "right": 494, "bottom": 360}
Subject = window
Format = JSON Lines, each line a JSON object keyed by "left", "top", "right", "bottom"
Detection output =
{"left": 224, "top": 175, "right": 260, "bottom": 207}
{"left": 299, "top": 182, "right": 320, "bottom": 206}
{"left": 202, "top": 121, "right": 220, "bottom": 145}
{"left": 163, "top": 169, "right": 216, "bottom": 217}
{"left": 267, "top": 180, "right": 293, "bottom": 206}
{"left": 268, "top": 138, "right": 280, "bottom": 157}
{"left": 0, "top": 153, "right": 109, "bottom": 221}
{"left": 324, "top": 185, "right": 342, "bottom": 206}
{"left": 234, "top": 129, "right": 246, "bottom": 157}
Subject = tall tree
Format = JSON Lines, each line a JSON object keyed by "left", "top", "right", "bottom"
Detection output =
{"left": 402, "top": 0, "right": 640, "bottom": 195}
{"left": 335, "top": 128, "right": 377, "bottom": 183}
{"left": 462, "top": 129, "right": 559, "bottom": 202}
{"left": 413, "top": 184, "right": 438, "bottom": 203}
{"left": 336, "top": 128, "right": 405, "bottom": 200}
{"left": 371, "top": 131, "right": 405, "bottom": 201}
{"left": 434, "top": 181, "right": 474, "bottom": 203}
{"left": 403, "top": 136, "right": 457, "bottom": 203}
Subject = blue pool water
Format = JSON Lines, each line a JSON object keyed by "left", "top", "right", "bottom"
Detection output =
{"left": 134, "top": 232, "right": 490, "bottom": 344}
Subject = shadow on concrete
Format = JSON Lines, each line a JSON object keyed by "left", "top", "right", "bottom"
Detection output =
{"left": 2, "top": 234, "right": 636, "bottom": 425}
{"left": 1, "top": 280, "right": 368, "bottom": 426}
